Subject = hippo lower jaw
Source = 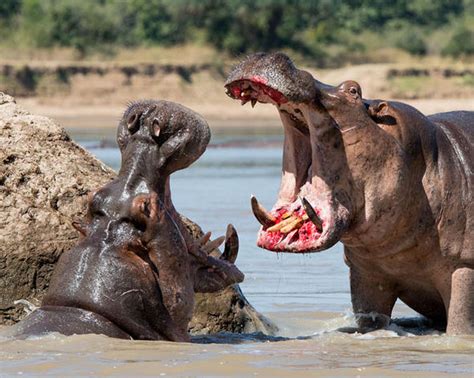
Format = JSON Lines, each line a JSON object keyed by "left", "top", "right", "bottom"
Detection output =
{"left": 252, "top": 190, "right": 348, "bottom": 253}
{"left": 226, "top": 77, "right": 350, "bottom": 253}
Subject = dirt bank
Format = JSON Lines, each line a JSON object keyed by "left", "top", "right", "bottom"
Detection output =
{"left": 1, "top": 61, "right": 473, "bottom": 131}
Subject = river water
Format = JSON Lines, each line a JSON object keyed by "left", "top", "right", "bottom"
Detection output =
{"left": 1, "top": 129, "right": 473, "bottom": 377}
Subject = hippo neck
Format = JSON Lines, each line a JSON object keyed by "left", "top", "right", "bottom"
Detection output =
{"left": 298, "top": 103, "right": 357, "bottom": 216}
{"left": 338, "top": 118, "right": 430, "bottom": 253}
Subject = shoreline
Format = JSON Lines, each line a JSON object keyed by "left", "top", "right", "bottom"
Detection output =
{"left": 17, "top": 97, "right": 474, "bottom": 132}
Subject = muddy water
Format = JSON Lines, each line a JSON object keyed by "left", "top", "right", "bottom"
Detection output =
{"left": 1, "top": 130, "right": 473, "bottom": 376}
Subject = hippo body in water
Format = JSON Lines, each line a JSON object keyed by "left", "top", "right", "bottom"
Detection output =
{"left": 9, "top": 101, "right": 244, "bottom": 341}
{"left": 225, "top": 52, "right": 473, "bottom": 334}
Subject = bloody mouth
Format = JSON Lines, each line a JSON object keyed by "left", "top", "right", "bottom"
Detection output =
{"left": 225, "top": 78, "right": 288, "bottom": 106}
{"left": 257, "top": 206, "right": 324, "bottom": 253}
{"left": 227, "top": 77, "right": 339, "bottom": 253}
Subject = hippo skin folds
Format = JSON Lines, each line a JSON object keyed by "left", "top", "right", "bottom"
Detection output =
{"left": 225, "top": 52, "right": 473, "bottom": 335}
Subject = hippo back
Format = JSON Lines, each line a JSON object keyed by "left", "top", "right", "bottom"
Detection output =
{"left": 427, "top": 111, "right": 473, "bottom": 265}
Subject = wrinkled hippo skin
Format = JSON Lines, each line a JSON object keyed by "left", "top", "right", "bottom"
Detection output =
{"left": 225, "top": 52, "right": 473, "bottom": 334}
{"left": 9, "top": 100, "right": 244, "bottom": 341}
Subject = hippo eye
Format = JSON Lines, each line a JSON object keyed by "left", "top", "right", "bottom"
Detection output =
{"left": 349, "top": 87, "right": 358, "bottom": 96}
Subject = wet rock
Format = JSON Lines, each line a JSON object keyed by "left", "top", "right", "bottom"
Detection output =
{"left": 181, "top": 217, "right": 277, "bottom": 335}
{"left": 0, "top": 93, "right": 276, "bottom": 335}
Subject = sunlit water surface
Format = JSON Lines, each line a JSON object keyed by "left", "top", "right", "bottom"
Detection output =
{"left": 1, "top": 129, "right": 473, "bottom": 377}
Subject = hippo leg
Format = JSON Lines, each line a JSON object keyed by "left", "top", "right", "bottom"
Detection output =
{"left": 447, "top": 267, "right": 474, "bottom": 335}
{"left": 349, "top": 266, "right": 398, "bottom": 332}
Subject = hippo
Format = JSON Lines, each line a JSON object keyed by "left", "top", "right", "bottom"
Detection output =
{"left": 8, "top": 100, "right": 244, "bottom": 341}
{"left": 225, "top": 52, "right": 473, "bottom": 335}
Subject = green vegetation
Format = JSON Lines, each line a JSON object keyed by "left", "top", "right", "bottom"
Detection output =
{"left": 0, "top": 0, "right": 473, "bottom": 65}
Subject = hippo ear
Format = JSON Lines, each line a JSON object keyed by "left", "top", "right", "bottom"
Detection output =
{"left": 368, "top": 101, "right": 397, "bottom": 126}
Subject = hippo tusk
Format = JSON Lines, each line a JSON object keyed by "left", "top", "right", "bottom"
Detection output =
{"left": 198, "top": 231, "right": 212, "bottom": 246}
{"left": 300, "top": 197, "right": 323, "bottom": 232}
{"left": 251, "top": 195, "right": 276, "bottom": 227}
{"left": 221, "top": 224, "right": 239, "bottom": 263}
{"left": 202, "top": 235, "right": 226, "bottom": 254}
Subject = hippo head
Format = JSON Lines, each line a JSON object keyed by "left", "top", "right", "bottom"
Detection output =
{"left": 74, "top": 100, "right": 212, "bottom": 235}
{"left": 117, "top": 100, "right": 210, "bottom": 178}
{"left": 225, "top": 52, "right": 409, "bottom": 253}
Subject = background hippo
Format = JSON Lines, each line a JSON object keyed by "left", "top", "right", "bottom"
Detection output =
{"left": 7, "top": 100, "right": 244, "bottom": 341}
{"left": 225, "top": 52, "right": 473, "bottom": 335}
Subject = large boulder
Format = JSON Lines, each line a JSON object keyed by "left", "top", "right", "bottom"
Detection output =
{"left": 0, "top": 93, "right": 276, "bottom": 335}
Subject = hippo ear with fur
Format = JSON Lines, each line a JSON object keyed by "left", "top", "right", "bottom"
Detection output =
{"left": 368, "top": 101, "right": 397, "bottom": 126}
{"left": 193, "top": 225, "right": 244, "bottom": 293}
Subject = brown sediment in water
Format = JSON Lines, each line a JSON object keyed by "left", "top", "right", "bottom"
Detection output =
{"left": 1, "top": 311, "right": 473, "bottom": 376}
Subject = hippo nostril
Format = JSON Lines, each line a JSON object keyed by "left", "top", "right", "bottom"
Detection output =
{"left": 152, "top": 118, "right": 160, "bottom": 138}
{"left": 127, "top": 113, "right": 140, "bottom": 133}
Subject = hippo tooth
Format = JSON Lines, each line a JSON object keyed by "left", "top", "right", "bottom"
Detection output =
{"left": 280, "top": 217, "right": 303, "bottom": 234}
{"left": 251, "top": 195, "right": 276, "bottom": 227}
{"left": 221, "top": 224, "right": 239, "bottom": 263}
{"left": 202, "top": 235, "right": 226, "bottom": 254}
{"left": 198, "top": 231, "right": 212, "bottom": 246}
{"left": 281, "top": 211, "right": 292, "bottom": 219}
{"left": 266, "top": 215, "right": 300, "bottom": 233}
{"left": 300, "top": 197, "right": 323, "bottom": 232}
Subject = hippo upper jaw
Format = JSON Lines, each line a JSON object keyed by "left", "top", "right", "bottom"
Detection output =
{"left": 224, "top": 52, "right": 317, "bottom": 106}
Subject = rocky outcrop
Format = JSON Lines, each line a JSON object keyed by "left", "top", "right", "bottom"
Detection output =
{"left": 0, "top": 93, "right": 276, "bottom": 335}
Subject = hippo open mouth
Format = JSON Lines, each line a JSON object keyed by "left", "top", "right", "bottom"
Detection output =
{"left": 225, "top": 53, "right": 350, "bottom": 253}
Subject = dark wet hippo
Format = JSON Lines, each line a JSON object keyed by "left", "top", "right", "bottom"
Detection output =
{"left": 9, "top": 100, "right": 244, "bottom": 341}
{"left": 225, "top": 52, "right": 473, "bottom": 335}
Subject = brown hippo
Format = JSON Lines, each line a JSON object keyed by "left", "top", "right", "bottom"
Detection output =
{"left": 10, "top": 192, "right": 243, "bottom": 341}
{"left": 225, "top": 52, "right": 473, "bottom": 335}
{"left": 8, "top": 100, "right": 244, "bottom": 341}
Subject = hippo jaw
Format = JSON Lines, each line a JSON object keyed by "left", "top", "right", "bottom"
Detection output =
{"left": 225, "top": 53, "right": 352, "bottom": 253}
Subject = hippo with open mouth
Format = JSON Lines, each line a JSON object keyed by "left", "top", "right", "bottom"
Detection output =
{"left": 8, "top": 100, "right": 244, "bottom": 341}
{"left": 225, "top": 52, "right": 473, "bottom": 334}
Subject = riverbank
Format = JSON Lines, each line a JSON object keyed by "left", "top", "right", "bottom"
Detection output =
{"left": 2, "top": 56, "right": 474, "bottom": 131}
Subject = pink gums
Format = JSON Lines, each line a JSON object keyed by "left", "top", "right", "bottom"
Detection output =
{"left": 229, "top": 79, "right": 288, "bottom": 105}
{"left": 257, "top": 207, "right": 323, "bottom": 252}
